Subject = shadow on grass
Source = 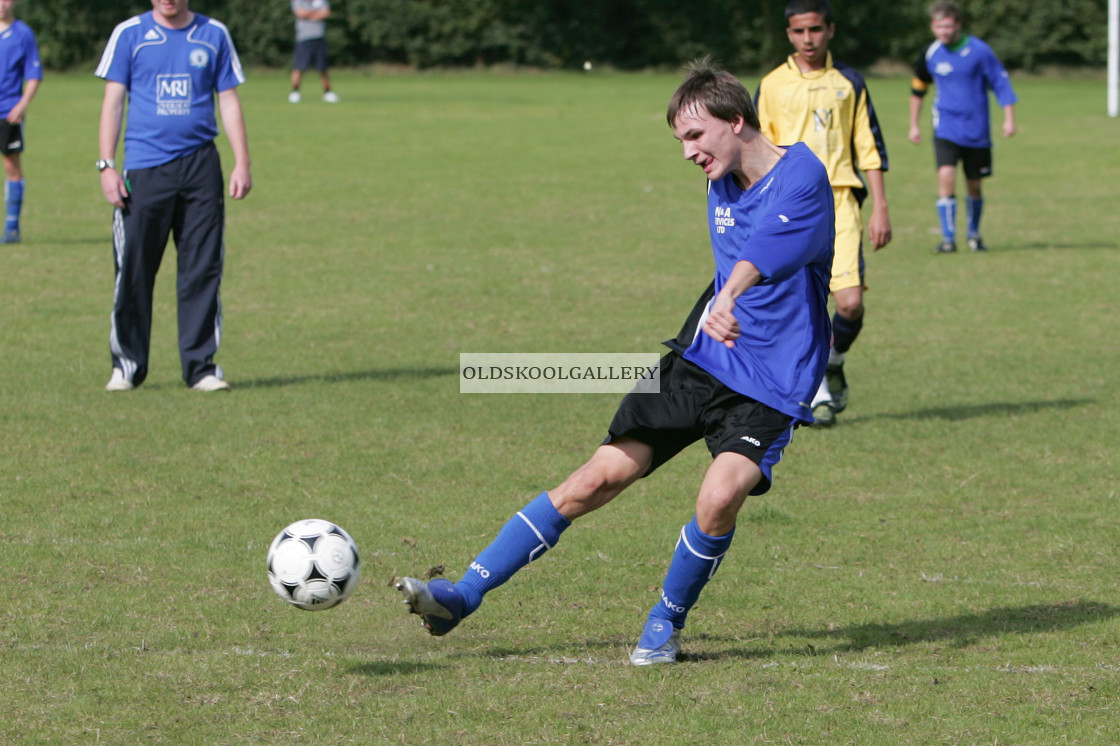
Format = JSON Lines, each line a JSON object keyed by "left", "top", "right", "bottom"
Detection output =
{"left": 690, "top": 600, "right": 1118, "bottom": 661}
{"left": 235, "top": 366, "right": 458, "bottom": 389}
{"left": 347, "top": 660, "right": 449, "bottom": 676}
{"left": 844, "top": 397, "right": 1093, "bottom": 425}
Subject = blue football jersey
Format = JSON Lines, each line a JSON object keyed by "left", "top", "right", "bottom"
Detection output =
{"left": 914, "top": 36, "right": 1017, "bottom": 149}
{"left": 95, "top": 12, "right": 245, "bottom": 170}
{"left": 0, "top": 20, "right": 42, "bottom": 117}
{"left": 682, "top": 142, "right": 834, "bottom": 423}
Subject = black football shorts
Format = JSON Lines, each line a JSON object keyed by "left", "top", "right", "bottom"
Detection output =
{"left": 604, "top": 352, "right": 795, "bottom": 495}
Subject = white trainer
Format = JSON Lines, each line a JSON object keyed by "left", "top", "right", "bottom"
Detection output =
{"left": 288, "top": 90, "right": 301, "bottom": 104}
{"left": 323, "top": 91, "right": 339, "bottom": 103}
{"left": 191, "top": 374, "right": 231, "bottom": 392}
{"left": 105, "top": 368, "right": 135, "bottom": 392}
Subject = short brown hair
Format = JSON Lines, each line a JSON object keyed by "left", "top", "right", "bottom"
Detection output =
{"left": 929, "top": 0, "right": 962, "bottom": 21}
{"left": 666, "top": 57, "right": 759, "bottom": 131}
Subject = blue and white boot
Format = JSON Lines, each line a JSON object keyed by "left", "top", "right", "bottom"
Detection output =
{"left": 630, "top": 618, "right": 682, "bottom": 666}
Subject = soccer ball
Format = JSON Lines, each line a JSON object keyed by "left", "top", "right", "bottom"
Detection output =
{"left": 266, "top": 519, "right": 361, "bottom": 611}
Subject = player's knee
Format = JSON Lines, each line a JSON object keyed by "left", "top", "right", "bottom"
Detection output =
{"left": 835, "top": 299, "right": 864, "bottom": 320}
{"left": 695, "top": 487, "right": 746, "bottom": 535}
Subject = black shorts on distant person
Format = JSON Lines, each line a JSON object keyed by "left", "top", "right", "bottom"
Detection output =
{"left": 0, "top": 120, "right": 25, "bottom": 156}
{"left": 934, "top": 138, "right": 992, "bottom": 180}
{"left": 293, "top": 38, "right": 329, "bottom": 72}
{"left": 604, "top": 352, "right": 795, "bottom": 494}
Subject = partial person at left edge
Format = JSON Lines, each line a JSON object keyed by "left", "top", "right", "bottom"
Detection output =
{"left": 0, "top": 0, "right": 42, "bottom": 245}
{"left": 95, "top": 0, "right": 252, "bottom": 393}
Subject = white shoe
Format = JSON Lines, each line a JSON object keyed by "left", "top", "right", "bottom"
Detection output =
{"left": 323, "top": 91, "right": 339, "bottom": 103}
{"left": 105, "top": 368, "right": 135, "bottom": 392}
{"left": 288, "top": 91, "right": 301, "bottom": 104}
{"left": 191, "top": 374, "right": 231, "bottom": 392}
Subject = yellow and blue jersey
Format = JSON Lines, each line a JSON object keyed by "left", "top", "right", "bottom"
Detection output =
{"left": 755, "top": 53, "right": 888, "bottom": 193}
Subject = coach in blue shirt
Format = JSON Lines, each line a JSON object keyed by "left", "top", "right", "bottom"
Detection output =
{"left": 96, "top": 0, "right": 251, "bottom": 392}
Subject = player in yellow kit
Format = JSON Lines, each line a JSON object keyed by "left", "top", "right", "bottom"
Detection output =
{"left": 756, "top": 0, "right": 891, "bottom": 426}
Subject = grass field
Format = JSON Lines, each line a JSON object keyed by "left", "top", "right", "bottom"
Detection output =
{"left": 2, "top": 67, "right": 1119, "bottom": 744}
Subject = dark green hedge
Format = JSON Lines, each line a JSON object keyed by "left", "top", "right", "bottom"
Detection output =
{"left": 19, "top": 0, "right": 1110, "bottom": 72}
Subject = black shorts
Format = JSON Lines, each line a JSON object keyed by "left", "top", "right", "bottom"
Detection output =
{"left": 934, "top": 138, "right": 992, "bottom": 180}
{"left": 0, "top": 120, "right": 25, "bottom": 156}
{"left": 604, "top": 352, "right": 795, "bottom": 495}
{"left": 293, "top": 38, "right": 329, "bottom": 72}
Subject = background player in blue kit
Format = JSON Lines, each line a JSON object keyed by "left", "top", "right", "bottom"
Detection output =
{"left": 0, "top": 0, "right": 42, "bottom": 245}
{"left": 96, "top": 0, "right": 252, "bottom": 392}
{"left": 909, "top": 0, "right": 1017, "bottom": 254}
{"left": 396, "top": 59, "right": 834, "bottom": 666}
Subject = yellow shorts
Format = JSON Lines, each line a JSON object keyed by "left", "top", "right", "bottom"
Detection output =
{"left": 830, "top": 187, "right": 866, "bottom": 294}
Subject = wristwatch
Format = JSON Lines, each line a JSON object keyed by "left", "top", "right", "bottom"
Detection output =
{"left": 96, "top": 159, "right": 115, "bottom": 172}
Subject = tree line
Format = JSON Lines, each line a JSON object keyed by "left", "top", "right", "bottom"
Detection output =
{"left": 22, "top": 0, "right": 1110, "bottom": 73}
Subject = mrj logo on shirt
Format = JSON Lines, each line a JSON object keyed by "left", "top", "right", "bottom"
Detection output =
{"left": 713, "top": 205, "right": 736, "bottom": 234}
{"left": 156, "top": 74, "right": 191, "bottom": 116}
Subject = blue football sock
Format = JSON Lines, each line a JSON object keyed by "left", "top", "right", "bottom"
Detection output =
{"left": 455, "top": 492, "right": 571, "bottom": 616}
{"left": 645, "top": 516, "right": 735, "bottom": 631}
{"left": 936, "top": 196, "right": 956, "bottom": 242}
{"left": 966, "top": 196, "right": 984, "bottom": 238}
{"left": 5, "top": 179, "right": 24, "bottom": 234}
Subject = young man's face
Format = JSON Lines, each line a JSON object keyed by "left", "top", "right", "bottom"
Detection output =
{"left": 0, "top": 0, "right": 18, "bottom": 23}
{"left": 672, "top": 104, "right": 744, "bottom": 183}
{"left": 151, "top": 0, "right": 191, "bottom": 24}
{"left": 786, "top": 12, "right": 834, "bottom": 68}
{"left": 930, "top": 15, "right": 962, "bottom": 45}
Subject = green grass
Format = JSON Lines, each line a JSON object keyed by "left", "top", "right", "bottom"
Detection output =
{"left": 2, "top": 68, "right": 1118, "bottom": 744}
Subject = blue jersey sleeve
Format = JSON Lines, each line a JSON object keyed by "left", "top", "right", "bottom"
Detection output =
{"left": 21, "top": 28, "right": 42, "bottom": 82}
{"left": 96, "top": 19, "right": 139, "bottom": 87}
{"left": 982, "top": 44, "right": 1017, "bottom": 107}
{"left": 209, "top": 20, "right": 246, "bottom": 92}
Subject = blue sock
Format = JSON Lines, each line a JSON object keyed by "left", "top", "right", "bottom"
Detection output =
{"left": 936, "top": 196, "right": 956, "bottom": 242}
{"left": 455, "top": 492, "right": 571, "bottom": 616}
{"left": 5, "top": 179, "right": 24, "bottom": 234}
{"left": 966, "top": 196, "right": 984, "bottom": 238}
{"left": 646, "top": 516, "right": 735, "bottom": 631}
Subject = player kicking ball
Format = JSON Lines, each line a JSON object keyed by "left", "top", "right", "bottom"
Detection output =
{"left": 398, "top": 58, "right": 835, "bottom": 665}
